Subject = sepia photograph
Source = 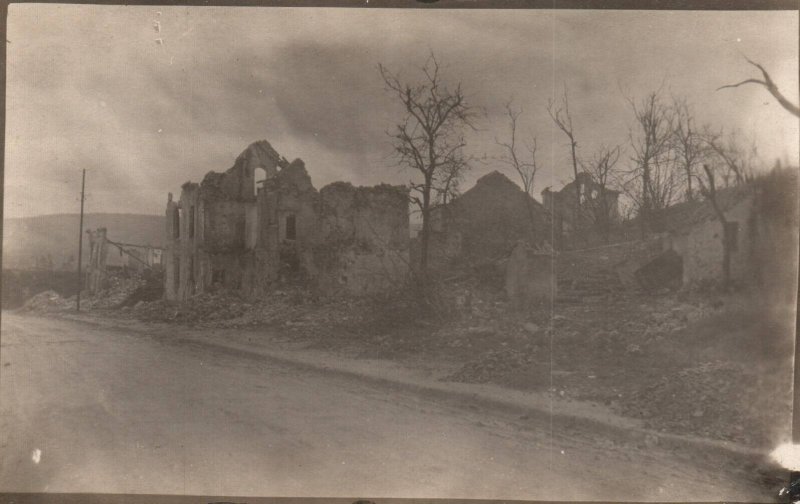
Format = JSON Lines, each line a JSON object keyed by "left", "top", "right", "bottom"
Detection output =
{"left": 1, "top": 2, "right": 798, "bottom": 502}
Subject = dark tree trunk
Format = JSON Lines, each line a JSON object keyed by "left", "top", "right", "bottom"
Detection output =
{"left": 418, "top": 182, "right": 432, "bottom": 285}
{"left": 641, "top": 160, "right": 652, "bottom": 236}
{"left": 524, "top": 197, "right": 537, "bottom": 243}
{"left": 722, "top": 224, "right": 731, "bottom": 290}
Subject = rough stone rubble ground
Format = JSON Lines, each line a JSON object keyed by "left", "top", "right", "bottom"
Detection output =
{"left": 20, "top": 270, "right": 159, "bottom": 311}
{"left": 19, "top": 268, "right": 793, "bottom": 452}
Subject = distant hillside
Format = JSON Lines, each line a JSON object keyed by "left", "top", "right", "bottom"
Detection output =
{"left": 3, "top": 213, "right": 165, "bottom": 270}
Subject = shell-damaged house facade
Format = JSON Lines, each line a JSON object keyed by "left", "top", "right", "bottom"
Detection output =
{"left": 164, "top": 141, "right": 409, "bottom": 301}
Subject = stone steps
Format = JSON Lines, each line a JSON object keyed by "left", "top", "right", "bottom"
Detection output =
{"left": 556, "top": 267, "right": 625, "bottom": 304}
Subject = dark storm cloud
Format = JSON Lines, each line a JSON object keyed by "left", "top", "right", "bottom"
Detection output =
{"left": 268, "top": 41, "right": 389, "bottom": 153}
{"left": 4, "top": 6, "right": 798, "bottom": 219}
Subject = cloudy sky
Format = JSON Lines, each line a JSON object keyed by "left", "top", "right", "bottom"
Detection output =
{"left": 5, "top": 5, "right": 798, "bottom": 218}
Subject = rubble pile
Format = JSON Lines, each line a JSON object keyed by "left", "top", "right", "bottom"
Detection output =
{"left": 643, "top": 297, "right": 719, "bottom": 334}
{"left": 129, "top": 292, "right": 251, "bottom": 323}
{"left": 620, "top": 361, "right": 772, "bottom": 446}
{"left": 86, "top": 273, "right": 148, "bottom": 309}
{"left": 120, "top": 280, "right": 165, "bottom": 307}
{"left": 19, "top": 254, "right": 787, "bottom": 450}
{"left": 127, "top": 288, "right": 371, "bottom": 333}
{"left": 446, "top": 347, "right": 538, "bottom": 384}
{"left": 20, "top": 290, "right": 75, "bottom": 312}
{"left": 18, "top": 270, "right": 165, "bottom": 313}
{"left": 438, "top": 284, "right": 790, "bottom": 447}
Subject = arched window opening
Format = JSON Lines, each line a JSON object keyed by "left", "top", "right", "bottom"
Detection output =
{"left": 254, "top": 166, "right": 267, "bottom": 196}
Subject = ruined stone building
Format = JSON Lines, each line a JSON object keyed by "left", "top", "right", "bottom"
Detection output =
{"left": 425, "top": 171, "right": 549, "bottom": 267}
{"left": 164, "top": 140, "right": 409, "bottom": 301}
{"left": 656, "top": 186, "right": 754, "bottom": 287}
{"left": 608, "top": 168, "right": 798, "bottom": 292}
{"left": 86, "top": 228, "right": 110, "bottom": 294}
{"left": 658, "top": 169, "right": 798, "bottom": 289}
{"left": 85, "top": 227, "right": 165, "bottom": 294}
{"left": 541, "top": 172, "right": 621, "bottom": 249}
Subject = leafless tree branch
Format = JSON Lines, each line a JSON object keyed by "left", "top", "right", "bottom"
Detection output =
{"left": 378, "top": 53, "right": 477, "bottom": 279}
{"left": 717, "top": 58, "right": 800, "bottom": 118}
{"left": 495, "top": 100, "right": 540, "bottom": 241}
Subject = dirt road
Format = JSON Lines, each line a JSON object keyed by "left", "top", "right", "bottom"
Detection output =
{"left": 0, "top": 312, "right": 774, "bottom": 500}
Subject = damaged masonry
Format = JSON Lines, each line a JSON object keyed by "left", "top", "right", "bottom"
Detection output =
{"left": 164, "top": 140, "right": 410, "bottom": 301}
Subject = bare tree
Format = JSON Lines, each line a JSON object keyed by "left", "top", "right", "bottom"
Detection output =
{"left": 671, "top": 97, "right": 708, "bottom": 202}
{"left": 697, "top": 163, "right": 733, "bottom": 290}
{"left": 434, "top": 161, "right": 463, "bottom": 207}
{"left": 495, "top": 101, "right": 539, "bottom": 241}
{"left": 625, "top": 90, "right": 678, "bottom": 234}
{"left": 703, "top": 128, "right": 757, "bottom": 187}
{"left": 547, "top": 85, "right": 582, "bottom": 224}
{"left": 379, "top": 53, "right": 477, "bottom": 280}
{"left": 718, "top": 58, "right": 800, "bottom": 118}
{"left": 429, "top": 162, "right": 463, "bottom": 234}
{"left": 581, "top": 145, "right": 622, "bottom": 243}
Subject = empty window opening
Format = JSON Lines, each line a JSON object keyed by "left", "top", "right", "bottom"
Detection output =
{"left": 285, "top": 215, "right": 297, "bottom": 240}
{"left": 254, "top": 166, "right": 267, "bottom": 196}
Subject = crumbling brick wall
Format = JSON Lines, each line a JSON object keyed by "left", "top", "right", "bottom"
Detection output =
{"left": 164, "top": 140, "right": 410, "bottom": 301}
{"left": 316, "top": 183, "right": 410, "bottom": 295}
{"left": 85, "top": 227, "right": 109, "bottom": 294}
{"left": 671, "top": 196, "right": 754, "bottom": 287}
{"left": 255, "top": 158, "right": 319, "bottom": 291}
{"left": 541, "top": 172, "right": 622, "bottom": 250}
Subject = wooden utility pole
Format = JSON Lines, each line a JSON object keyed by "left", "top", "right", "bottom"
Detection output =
{"left": 76, "top": 169, "right": 86, "bottom": 311}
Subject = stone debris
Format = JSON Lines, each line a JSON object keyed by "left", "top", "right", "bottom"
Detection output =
{"left": 19, "top": 270, "right": 163, "bottom": 312}
{"left": 620, "top": 360, "right": 783, "bottom": 446}
{"left": 17, "top": 230, "right": 791, "bottom": 452}
{"left": 21, "top": 290, "right": 74, "bottom": 312}
{"left": 447, "top": 348, "right": 536, "bottom": 384}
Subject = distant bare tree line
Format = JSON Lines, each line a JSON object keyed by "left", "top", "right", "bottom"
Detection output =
{"left": 378, "top": 53, "right": 795, "bottom": 278}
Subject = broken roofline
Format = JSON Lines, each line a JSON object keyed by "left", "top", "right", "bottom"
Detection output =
{"left": 643, "top": 184, "right": 754, "bottom": 233}
{"left": 541, "top": 173, "right": 622, "bottom": 196}
{"left": 432, "top": 170, "right": 547, "bottom": 209}
{"left": 169, "top": 140, "right": 408, "bottom": 202}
